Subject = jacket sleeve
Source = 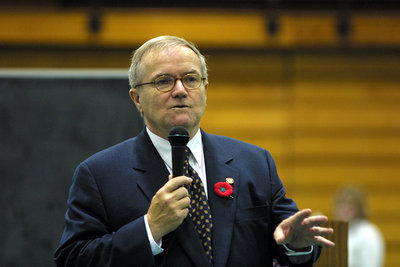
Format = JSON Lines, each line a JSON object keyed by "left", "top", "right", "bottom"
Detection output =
{"left": 54, "top": 162, "right": 155, "bottom": 267}
{"left": 265, "top": 150, "right": 322, "bottom": 267}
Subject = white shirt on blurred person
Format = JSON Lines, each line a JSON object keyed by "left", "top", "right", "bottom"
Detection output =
{"left": 348, "top": 219, "right": 385, "bottom": 267}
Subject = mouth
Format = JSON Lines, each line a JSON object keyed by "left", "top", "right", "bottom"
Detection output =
{"left": 171, "top": 104, "right": 189, "bottom": 109}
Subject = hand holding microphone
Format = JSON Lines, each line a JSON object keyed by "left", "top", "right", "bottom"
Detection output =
{"left": 146, "top": 127, "right": 192, "bottom": 242}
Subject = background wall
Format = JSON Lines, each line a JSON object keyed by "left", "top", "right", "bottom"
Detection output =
{"left": 1, "top": 2, "right": 399, "bottom": 266}
{"left": 202, "top": 51, "right": 400, "bottom": 266}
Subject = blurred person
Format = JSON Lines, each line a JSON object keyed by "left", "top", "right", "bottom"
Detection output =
{"left": 54, "top": 35, "right": 334, "bottom": 267}
{"left": 334, "top": 186, "right": 385, "bottom": 267}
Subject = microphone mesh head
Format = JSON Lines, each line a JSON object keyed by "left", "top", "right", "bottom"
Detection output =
{"left": 168, "top": 126, "right": 189, "bottom": 146}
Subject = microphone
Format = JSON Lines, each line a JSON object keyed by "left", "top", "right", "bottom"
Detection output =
{"left": 168, "top": 126, "right": 190, "bottom": 177}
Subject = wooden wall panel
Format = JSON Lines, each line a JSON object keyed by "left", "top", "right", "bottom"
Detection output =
{"left": 0, "top": 9, "right": 399, "bottom": 48}
{"left": 352, "top": 15, "right": 400, "bottom": 46}
{"left": 201, "top": 51, "right": 400, "bottom": 267}
{"left": 292, "top": 54, "right": 399, "bottom": 267}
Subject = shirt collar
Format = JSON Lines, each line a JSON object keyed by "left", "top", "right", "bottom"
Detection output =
{"left": 146, "top": 127, "right": 203, "bottom": 170}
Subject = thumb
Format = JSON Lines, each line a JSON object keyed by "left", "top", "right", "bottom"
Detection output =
{"left": 274, "top": 226, "right": 286, "bottom": 245}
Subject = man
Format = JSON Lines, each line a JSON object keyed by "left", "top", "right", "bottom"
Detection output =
{"left": 54, "top": 36, "right": 334, "bottom": 267}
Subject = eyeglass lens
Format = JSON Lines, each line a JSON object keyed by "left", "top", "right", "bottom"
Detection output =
{"left": 154, "top": 74, "right": 202, "bottom": 91}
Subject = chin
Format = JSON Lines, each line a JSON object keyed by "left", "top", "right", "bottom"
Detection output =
{"left": 171, "top": 122, "right": 190, "bottom": 129}
{"left": 170, "top": 117, "right": 191, "bottom": 127}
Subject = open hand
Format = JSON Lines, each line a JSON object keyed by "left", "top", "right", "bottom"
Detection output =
{"left": 274, "top": 209, "right": 335, "bottom": 250}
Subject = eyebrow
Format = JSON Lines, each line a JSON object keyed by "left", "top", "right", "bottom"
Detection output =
{"left": 183, "top": 69, "right": 200, "bottom": 75}
{"left": 152, "top": 69, "right": 200, "bottom": 80}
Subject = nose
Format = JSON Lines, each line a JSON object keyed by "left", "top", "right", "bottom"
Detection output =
{"left": 171, "top": 78, "right": 187, "bottom": 98}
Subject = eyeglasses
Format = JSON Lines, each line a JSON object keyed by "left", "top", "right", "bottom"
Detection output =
{"left": 134, "top": 73, "right": 206, "bottom": 92}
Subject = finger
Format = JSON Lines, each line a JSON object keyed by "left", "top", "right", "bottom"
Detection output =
{"left": 291, "top": 209, "right": 313, "bottom": 225}
{"left": 273, "top": 227, "right": 285, "bottom": 245}
{"left": 314, "top": 236, "right": 335, "bottom": 248}
{"left": 174, "top": 186, "right": 190, "bottom": 200}
{"left": 302, "top": 215, "right": 329, "bottom": 227}
{"left": 175, "top": 194, "right": 191, "bottom": 210}
{"left": 310, "top": 226, "right": 334, "bottom": 237}
{"left": 176, "top": 206, "right": 190, "bottom": 219}
{"left": 164, "top": 176, "right": 192, "bottom": 192}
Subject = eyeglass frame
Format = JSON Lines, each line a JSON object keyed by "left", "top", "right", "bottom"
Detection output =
{"left": 133, "top": 73, "right": 206, "bottom": 92}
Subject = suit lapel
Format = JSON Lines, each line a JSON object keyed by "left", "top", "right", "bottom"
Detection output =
{"left": 132, "top": 130, "right": 169, "bottom": 201}
{"left": 202, "top": 131, "right": 239, "bottom": 267}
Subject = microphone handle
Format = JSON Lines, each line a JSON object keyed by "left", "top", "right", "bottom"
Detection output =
{"left": 171, "top": 145, "right": 186, "bottom": 177}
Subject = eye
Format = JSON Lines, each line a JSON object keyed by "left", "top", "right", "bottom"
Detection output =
{"left": 183, "top": 74, "right": 201, "bottom": 84}
{"left": 154, "top": 76, "right": 174, "bottom": 89}
{"left": 155, "top": 76, "right": 172, "bottom": 85}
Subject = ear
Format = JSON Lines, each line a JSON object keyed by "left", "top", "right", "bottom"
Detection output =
{"left": 129, "top": 88, "right": 143, "bottom": 114}
{"left": 204, "top": 81, "right": 208, "bottom": 100}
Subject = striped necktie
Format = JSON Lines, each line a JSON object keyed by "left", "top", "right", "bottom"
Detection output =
{"left": 184, "top": 147, "right": 213, "bottom": 264}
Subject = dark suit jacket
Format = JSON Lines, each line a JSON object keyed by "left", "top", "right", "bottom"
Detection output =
{"left": 54, "top": 129, "right": 320, "bottom": 267}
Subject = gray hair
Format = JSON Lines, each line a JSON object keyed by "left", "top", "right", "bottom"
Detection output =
{"left": 128, "top": 36, "right": 208, "bottom": 88}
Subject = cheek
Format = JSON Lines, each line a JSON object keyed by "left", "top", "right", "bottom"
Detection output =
{"left": 197, "top": 93, "right": 207, "bottom": 112}
{"left": 141, "top": 92, "right": 162, "bottom": 112}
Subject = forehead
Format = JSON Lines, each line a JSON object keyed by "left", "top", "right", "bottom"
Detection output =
{"left": 141, "top": 46, "right": 201, "bottom": 77}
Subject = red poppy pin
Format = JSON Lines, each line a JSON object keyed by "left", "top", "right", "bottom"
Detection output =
{"left": 214, "top": 181, "right": 233, "bottom": 198}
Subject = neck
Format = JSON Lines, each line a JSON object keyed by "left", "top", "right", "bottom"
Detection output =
{"left": 146, "top": 125, "right": 199, "bottom": 141}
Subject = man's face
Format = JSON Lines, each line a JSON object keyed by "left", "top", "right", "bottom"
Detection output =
{"left": 129, "top": 46, "right": 208, "bottom": 139}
